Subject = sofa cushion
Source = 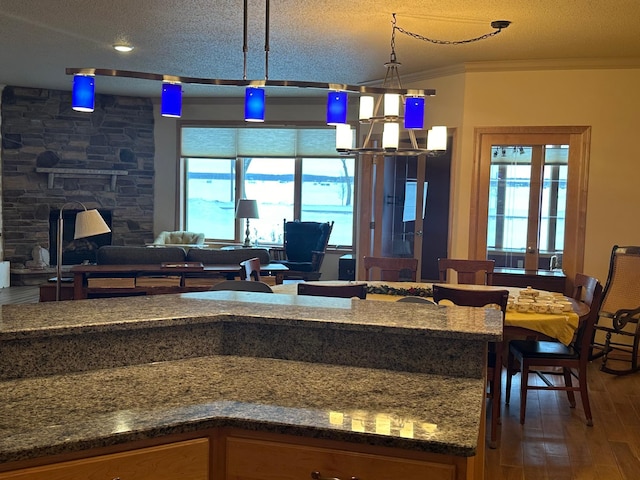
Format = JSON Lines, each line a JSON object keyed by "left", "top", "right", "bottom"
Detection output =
{"left": 97, "top": 246, "right": 187, "bottom": 265}
{"left": 186, "top": 248, "right": 270, "bottom": 265}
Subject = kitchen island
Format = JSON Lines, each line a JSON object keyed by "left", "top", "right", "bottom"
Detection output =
{"left": 0, "top": 291, "right": 502, "bottom": 480}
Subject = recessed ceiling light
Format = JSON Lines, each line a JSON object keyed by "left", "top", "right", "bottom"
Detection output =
{"left": 113, "top": 44, "right": 134, "bottom": 53}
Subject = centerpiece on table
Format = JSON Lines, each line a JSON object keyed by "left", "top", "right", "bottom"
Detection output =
{"left": 366, "top": 284, "right": 432, "bottom": 298}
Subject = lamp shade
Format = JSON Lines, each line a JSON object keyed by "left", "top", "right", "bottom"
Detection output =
{"left": 427, "top": 126, "right": 448, "bottom": 151}
{"left": 235, "top": 199, "right": 259, "bottom": 219}
{"left": 384, "top": 93, "right": 400, "bottom": 117}
{"left": 382, "top": 122, "right": 399, "bottom": 150}
{"left": 404, "top": 97, "right": 425, "bottom": 129}
{"left": 161, "top": 82, "right": 182, "bottom": 118}
{"left": 245, "top": 87, "right": 265, "bottom": 122}
{"left": 335, "top": 123, "right": 353, "bottom": 150}
{"left": 72, "top": 75, "right": 95, "bottom": 112}
{"left": 74, "top": 209, "right": 111, "bottom": 239}
{"left": 326, "top": 91, "right": 348, "bottom": 125}
{"left": 359, "top": 96, "right": 374, "bottom": 121}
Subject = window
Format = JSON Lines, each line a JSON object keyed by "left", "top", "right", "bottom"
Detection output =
{"left": 487, "top": 145, "right": 568, "bottom": 269}
{"left": 180, "top": 126, "right": 355, "bottom": 246}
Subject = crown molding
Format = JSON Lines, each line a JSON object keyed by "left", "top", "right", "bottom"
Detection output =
{"left": 462, "top": 57, "right": 640, "bottom": 73}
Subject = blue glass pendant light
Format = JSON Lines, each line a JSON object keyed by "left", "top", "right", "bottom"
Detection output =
{"left": 72, "top": 75, "right": 95, "bottom": 112}
{"left": 245, "top": 87, "right": 266, "bottom": 122}
{"left": 404, "top": 97, "right": 425, "bottom": 129}
{"left": 326, "top": 91, "right": 348, "bottom": 125}
{"left": 161, "top": 82, "right": 182, "bottom": 118}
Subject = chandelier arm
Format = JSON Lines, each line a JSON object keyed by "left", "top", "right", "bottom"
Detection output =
{"left": 243, "top": 0, "right": 249, "bottom": 80}
{"left": 65, "top": 68, "right": 435, "bottom": 96}
{"left": 394, "top": 20, "right": 510, "bottom": 46}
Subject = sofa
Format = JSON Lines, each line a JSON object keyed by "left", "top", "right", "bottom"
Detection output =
{"left": 96, "top": 245, "right": 271, "bottom": 267}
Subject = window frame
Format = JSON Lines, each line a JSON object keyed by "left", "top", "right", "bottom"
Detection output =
{"left": 178, "top": 122, "right": 357, "bottom": 247}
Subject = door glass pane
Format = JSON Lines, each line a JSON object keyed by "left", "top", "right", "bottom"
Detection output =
{"left": 540, "top": 145, "right": 568, "bottom": 269}
{"left": 301, "top": 157, "right": 354, "bottom": 246}
{"left": 243, "top": 158, "right": 294, "bottom": 244}
{"left": 185, "top": 158, "right": 236, "bottom": 240}
{"left": 487, "top": 146, "right": 532, "bottom": 268}
{"left": 487, "top": 145, "right": 568, "bottom": 270}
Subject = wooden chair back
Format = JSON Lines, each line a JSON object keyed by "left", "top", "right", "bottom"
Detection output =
{"left": 297, "top": 282, "right": 367, "bottom": 299}
{"left": 239, "top": 257, "right": 261, "bottom": 281}
{"left": 437, "top": 258, "right": 495, "bottom": 285}
{"left": 363, "top": 256, "right": 418, "bottom": 282}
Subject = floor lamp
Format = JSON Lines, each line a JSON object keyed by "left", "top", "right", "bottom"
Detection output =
{"left": 56, "top": 202, "right": 111, "bottom": 301}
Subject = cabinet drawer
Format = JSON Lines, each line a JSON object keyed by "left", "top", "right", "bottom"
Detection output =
{"left": 0, "top": 438, "right": 209, "bottom": 480}
{"left": 226, "top": 437, "right": 456, "bottom": 480}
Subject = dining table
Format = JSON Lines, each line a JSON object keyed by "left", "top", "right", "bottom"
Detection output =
{"left": 271, "top": 280, "right": 589, "bottom": 346}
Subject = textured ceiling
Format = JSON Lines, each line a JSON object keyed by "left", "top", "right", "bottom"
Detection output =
{"left": 1, "top": 0, "right": 639, "bottom": 98}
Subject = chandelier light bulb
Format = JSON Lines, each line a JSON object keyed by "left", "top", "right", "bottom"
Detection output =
{"left": 427, "top": 126, "right": 448, "bottom": 151}
{"left": 245, "top": 87, "right": 266, "bottom": 122}
{"left": 326, "top": 91, "right": 348, "bottom": 125}
{"left": 404, "top": 97, "right": 425, "bottom": 130}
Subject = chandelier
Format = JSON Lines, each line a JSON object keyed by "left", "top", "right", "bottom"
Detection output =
{"left": 66, "top": 3, "right": 509, "bottom": 158}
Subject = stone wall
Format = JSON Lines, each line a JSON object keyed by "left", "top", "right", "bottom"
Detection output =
{"left": 1, "top": 86, "right": 155, "bottom": 266}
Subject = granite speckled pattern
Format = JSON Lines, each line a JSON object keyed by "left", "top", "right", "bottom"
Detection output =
{"left": 0, "top": 291, "right": 502, "bottom": 341}
{"left": 0, "top": 291, "right": 500, "bottom": 466}
{"left": 0, "top": 355, "right": 484, "bottom": 463}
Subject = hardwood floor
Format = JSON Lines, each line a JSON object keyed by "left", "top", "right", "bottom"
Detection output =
{"left": 486, "top": 360, "right": 640, "bottom": 479}
{"left": 1, "top": 286, "right": 638, "bottom": 478}
{"left": 0, "top": 285, "right": 39, "bottom": 304}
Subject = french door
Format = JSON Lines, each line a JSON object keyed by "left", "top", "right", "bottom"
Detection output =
{"left": 469, "top": 127, "right": 591, "bottom": 292}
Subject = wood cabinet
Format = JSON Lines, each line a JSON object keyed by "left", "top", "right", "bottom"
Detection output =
{"left": 0, "top": 438, "right": 209, "bottom": 480}
{"left": 224, "top": 430, "right": 478, "bottom": 480}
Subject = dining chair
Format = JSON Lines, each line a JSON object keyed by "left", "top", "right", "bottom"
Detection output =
{"left": 363, "top": 256, "right": 418, "bottom": 282}
{"left": 210, "top": 280, "right": 273, "bottom": 293}
{"left": 432, "top": 283, "right": 509, "bottom": 449}
{"left": 297, "top": 282, "right": 367, "bottom": 299}
{"left": 591, "top": 245, "right": 640, "bottom": 375}
{"left": 505, "top": 273, "right": 603, "bottom": 426}
{"left": 239, "top": 257, "right": 261, "bottom": 281}
{"left": 437, "top": 258, "right": 495, "bottom": 285}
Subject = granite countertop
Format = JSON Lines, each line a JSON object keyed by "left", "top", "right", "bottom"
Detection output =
{"left": 0, "top": 290, "right": 502, "bottom": 341}
{"left": 0, "top": 291, "right": 501, "bottom": 466}
{"left": 0, "top": 355, "right": 484, "bottom": 463}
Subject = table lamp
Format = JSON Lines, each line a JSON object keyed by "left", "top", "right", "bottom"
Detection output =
{"left": 235, "top": 199, "right": 259, "bottom": 247}
{"left": 56, "top": 202, "right": 111, "bottom": 301}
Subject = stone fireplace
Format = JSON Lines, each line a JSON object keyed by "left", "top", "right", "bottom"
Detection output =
{"left": 1, "top": 86, "right": 156, "bottom": 269}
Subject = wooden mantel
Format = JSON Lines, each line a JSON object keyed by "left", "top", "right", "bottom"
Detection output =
{"left": 36, "top": 167, "right": 128, "bottom": 191}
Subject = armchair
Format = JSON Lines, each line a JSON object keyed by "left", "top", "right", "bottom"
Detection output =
{"left": 271, "top": 220, "right": 334, "bottom": 281}
{"left": 153, "top": 231, "right": 205, "bottom": 246}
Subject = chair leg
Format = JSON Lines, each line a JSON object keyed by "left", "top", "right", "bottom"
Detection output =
{"left": 562, "top": 367, "right": 576, "bottom": 408}
{"left": 519, "top": 361, "right": 529, "bottom": 425}
{"left": 577, "top": 367, "right": 594, "bottom": 426}
{"left": 505, "top": 351, "right": 514, "bottom": 405}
